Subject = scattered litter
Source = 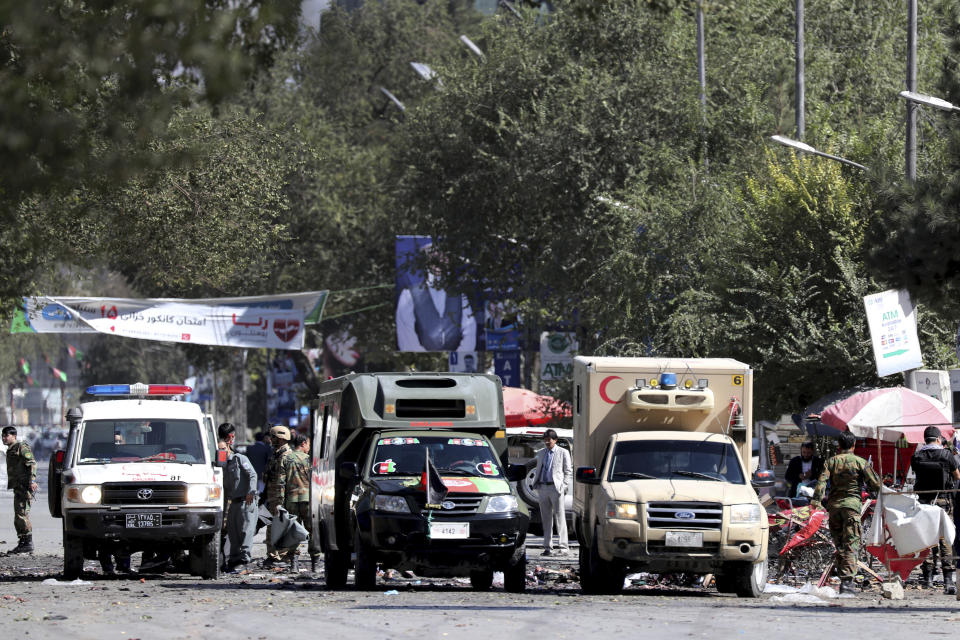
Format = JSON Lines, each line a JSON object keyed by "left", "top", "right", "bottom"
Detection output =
{"left": 41, "top": 578, "right": 92, "bottom": 586}
{"left": 764, "top": 582, "right": 851, "bottom": 604}
{"left": 383, "top": 589, "right": 399, "bottom": 595}
{"left": 43, "top": 614, "right": 68, "bottom": 621}
{"left": 492, "top": 572, "right": 504, "bottom": 587}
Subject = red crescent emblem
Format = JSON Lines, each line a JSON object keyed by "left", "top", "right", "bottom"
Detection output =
{"left": 599, "top": 375, "right": 623, "bottom": 404}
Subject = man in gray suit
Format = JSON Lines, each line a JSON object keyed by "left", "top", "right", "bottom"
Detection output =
{"left": 533, "top": 429, "right": 573, "bottom": 555}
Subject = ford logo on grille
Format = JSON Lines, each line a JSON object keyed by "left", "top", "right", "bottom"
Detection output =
{"left": 675, "top": 510, "right": 695, "bottom": 520}
{"left": 137, "top": 488, "right": 154, "bottom": 501}
{"left": 441, "top": 500, "right": 456, "bottom": 510}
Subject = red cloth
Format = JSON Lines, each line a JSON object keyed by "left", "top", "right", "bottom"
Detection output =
{"left": 779, "top": 509, "right": 828, "bottom": 555}
{"left": 865, "top": 543, "right": 928, "bottom": 581}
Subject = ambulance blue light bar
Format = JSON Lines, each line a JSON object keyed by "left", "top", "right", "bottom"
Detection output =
{"left": 86, "top": 384, "right": 193, "bottom": 396}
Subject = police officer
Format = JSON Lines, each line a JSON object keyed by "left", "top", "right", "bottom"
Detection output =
{"left": 812, "top": 430, "right": 882, "bottom": 595}
{"left": 910, "top": 425, "right": 960, "bottom": 593}
{"left": 218, "top": 423, "right": 258, "bottom": 573}
{"left": 3, "top": 427, "right": 38, "bottom": 554}
{"left": 263, "top": 425, "right": 299, "bottom": 570}
{"left": 288, "top": 433, "right": 320, "bottom": 572}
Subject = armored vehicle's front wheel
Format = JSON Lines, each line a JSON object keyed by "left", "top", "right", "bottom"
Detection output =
{"left": 353, "top": 526, "right": 377, "bottom": 590}
{"left": 503, "top": 554, "right": 527, "bottom": 593}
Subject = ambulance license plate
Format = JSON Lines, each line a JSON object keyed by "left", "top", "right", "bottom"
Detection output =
{"left": 126, "top": 513, "right": 162, "bottom": 528}
{"left": 665, "top": 531, "right": 702, "bottom": 547}
{"left": 430, "top": 522, "right": 469, "bottom": 539}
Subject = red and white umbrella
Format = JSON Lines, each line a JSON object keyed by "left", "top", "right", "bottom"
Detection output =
{"left": 502, "top": 386, "right": 571, "bottom": 428}
{"left": 820, "top": 387, "right": 953, "bottom": 443}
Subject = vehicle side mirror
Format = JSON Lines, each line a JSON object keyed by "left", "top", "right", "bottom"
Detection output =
{"left": 751, "top": 469, "right": 775, "bottom": 489}
{"left": 506, "top": 463, "right": 527, "bottom": 482}
{"left": 339, "top": 461, "right": 360, "bottom": 480}
{"left": 214, "top": 448, "right": 229, "bottom": 468}
{"left": 576, "top": 466, "right": 601, "bottom": 485}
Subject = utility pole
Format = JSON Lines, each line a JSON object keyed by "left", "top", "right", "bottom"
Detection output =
{"left": 696, "top": 0, "right": 707, "bottom": 166}
{"left": 795, "top": 0, "right": 805, "bottom": 139}
{"left": 906, "top": 0, "right": 917, "bottom": 182}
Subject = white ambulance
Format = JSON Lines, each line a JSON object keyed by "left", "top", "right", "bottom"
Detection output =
{"left": 50, "top": 384, "right": 224, "bottom": 578}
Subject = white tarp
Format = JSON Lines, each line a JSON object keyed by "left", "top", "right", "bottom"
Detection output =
{"left": 16, "top": 292, "right": 328, "bottom": 351}
{"left": 866, "top": 487, "right": 955, "bottom": 556}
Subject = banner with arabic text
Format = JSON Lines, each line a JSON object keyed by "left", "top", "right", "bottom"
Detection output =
{"left": 13, "top": 292, "right": 328, "bottom": 351}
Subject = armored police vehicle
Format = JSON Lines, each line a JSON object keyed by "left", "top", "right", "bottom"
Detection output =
{"left": 310, "top": 373, "right": 529, "bottom": 591}
{"left": 49, "top": 384, "right": 224, "bottom": 579}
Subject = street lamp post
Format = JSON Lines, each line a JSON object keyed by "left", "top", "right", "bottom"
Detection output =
{"left": 898, "top": 90, "right": 960, "bottom": 113}
{"left": 795, "top": 0, "right": 805, "bottom": 139}
{"left": 769, "top": 135, "right": 869, "bottom": 171}
{"left": 906, "top": 0, "right": 918, "bottom": 182}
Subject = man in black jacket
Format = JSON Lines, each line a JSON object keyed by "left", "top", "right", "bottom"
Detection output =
{"left": 784, "top": 442, "right": 825, "bottom": 499}
{"left": 911, "top": 426, "right": 960, "bottom": 593}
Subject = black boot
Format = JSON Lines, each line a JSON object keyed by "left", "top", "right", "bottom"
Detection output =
{"left": 100, "top": 554, "right": 117, "bottom": 576}
{"left": 839, "top": 577, "right": 855, "bottom": 595}
{"left": 310, "top": 557, "right": 319, "bottom": 573}
{"left": 921, "top": 566, "right": 935, "bottom": 588}
{"left": 290, "top": 556, "right": 300, "bottom": 573}
{"left": 944, "top": 570, "right": 957, "bottom": 595}
{"left": 9, "top": 535, "right": 33, "bottom": 554}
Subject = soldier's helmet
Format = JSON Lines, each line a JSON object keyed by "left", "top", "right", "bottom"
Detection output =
{"left": 269, "top": 425, "right": 291, "bottom": 441}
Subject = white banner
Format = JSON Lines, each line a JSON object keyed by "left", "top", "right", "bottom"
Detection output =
{"left": 864, "top": 289, "right": 923, "bottom": 377}
{"left": 15, "top": 292, "right": 328, "bottom": 351}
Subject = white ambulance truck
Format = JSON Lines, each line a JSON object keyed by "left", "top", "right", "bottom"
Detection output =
{"left": 50, "top": 384, "right": 224, "bottom": 579}
{"left": 573, "top": 357, "right": 770, "bottom": 596}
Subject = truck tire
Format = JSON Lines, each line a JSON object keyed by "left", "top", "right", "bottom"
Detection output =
{"left": 717, "top": 560, "right": 767, "bottom": 597}
{"left": 579, "top": 529, "right": 624, "bottom": 595}
{"left": 63, "top": 530, "right": 84, "bottom": 579}
{"left": 324, "top": 548, "right": 349, "bottom": 589}
{"left": 503, "top": 554, "right": 527, "bottom": 593}
{"left": 470, "top": 569, "right": 494, "bottom": 591}
{"left": 353, "top": 526, "right": 377, "bottom": 590}
{"left": 199, "top": 533, "right": 220, "bottom": 580}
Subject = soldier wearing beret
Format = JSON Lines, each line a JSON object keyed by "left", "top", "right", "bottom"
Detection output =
{"left": 3, "top": 426, "right": 38, "bottom": 554}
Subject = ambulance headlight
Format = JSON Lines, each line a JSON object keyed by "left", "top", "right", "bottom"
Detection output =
{"left": 730, "top": 503, "right": 763, "bottom": 523}
{"left": 606, "top": 501, "right": 638, "bottom": 519}
{"left": 186, "top": 484, "right": 222, "bottom": 503}
{"left": 65, "top": 484, "right": 102, "bottom": 504}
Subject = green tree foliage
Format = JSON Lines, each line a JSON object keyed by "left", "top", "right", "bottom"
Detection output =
{"left": 400, "top": 0, "right": 956, "bottom": 415}
{"left": 868, "top": 4, "right": 960, "bottom": 316}
{"left": 0, "top": 0, "right": 300, "bottom": 304}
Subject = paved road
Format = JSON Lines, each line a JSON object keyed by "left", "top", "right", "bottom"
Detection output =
{"left": 1, "top": 475, "right": 957, "bottom": 640}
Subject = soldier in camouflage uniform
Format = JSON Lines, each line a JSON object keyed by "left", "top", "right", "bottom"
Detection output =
{"left": 289, "top": 433, "right": 321, "bottom": 572}
{"left": 812, "top": 430, "right": 881, "bottom": 595}
{"left": 264, "top": 425, "right": 301, "bottom": 571}
{"left": 3, "top": 427, "right": 38, "bottom": 554}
